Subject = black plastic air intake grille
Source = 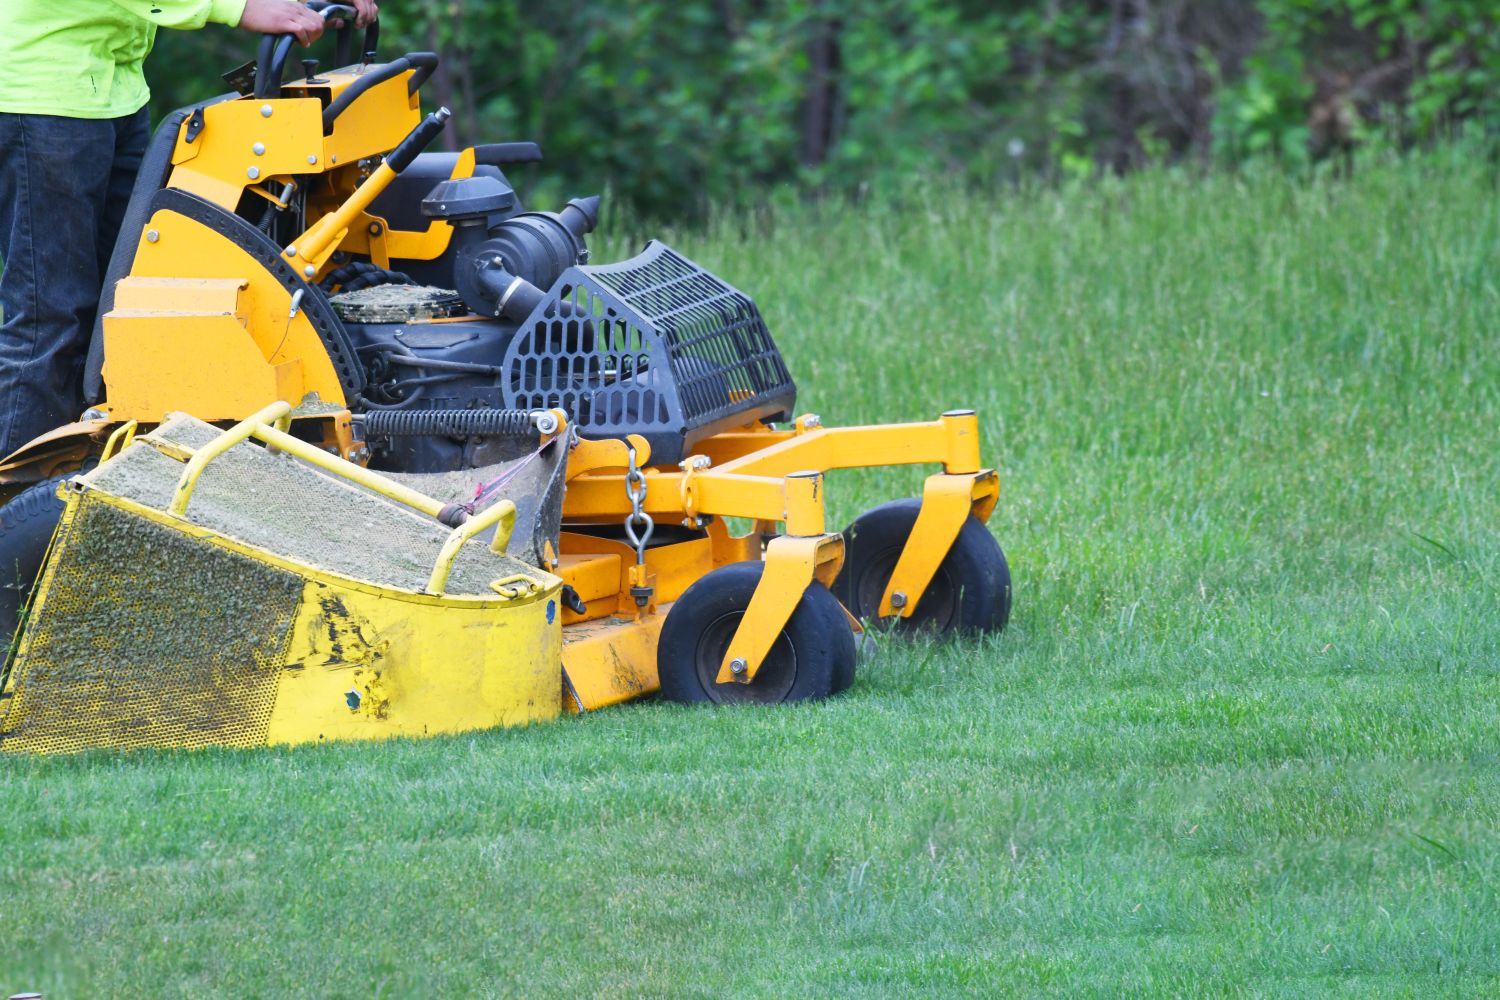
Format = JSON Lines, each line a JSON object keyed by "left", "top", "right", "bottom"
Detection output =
{"left": 500, "top": 240, "right": 796, "bottom": 465}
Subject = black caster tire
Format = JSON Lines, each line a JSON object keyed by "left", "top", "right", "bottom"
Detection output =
{"left": 658, "top": 561, "right": 857, "bottom": 705}
{"left": 0, "top": 474, "right": 73, "bottom": 645}
{"left": 833, "top": 497, "right": 1011, "bottom": 636}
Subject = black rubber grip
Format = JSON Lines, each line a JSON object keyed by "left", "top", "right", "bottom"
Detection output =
{"left": 473, "top": 142, "right": 543, "bottom": 166}
{"left": 386, "top": 108, "right": 451, "bottom": 174}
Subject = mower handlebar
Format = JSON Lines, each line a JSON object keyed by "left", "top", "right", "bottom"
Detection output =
{"left": 319, "top": 52, "right": 439, "bottom": 131}
{"left": 253, "top": 3, "right": 381, "bottom": 100}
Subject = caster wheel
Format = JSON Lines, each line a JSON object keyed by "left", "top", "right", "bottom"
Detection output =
{"left": 833, "top": 497, "right": 1011, "bottom": 636}
{"left": 658, "top": 561, "right": 857, "bottom": 705}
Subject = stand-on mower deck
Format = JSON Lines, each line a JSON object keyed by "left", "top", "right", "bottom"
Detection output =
{"left": 0, "top": 5, "right": 1011, "bottom": 752}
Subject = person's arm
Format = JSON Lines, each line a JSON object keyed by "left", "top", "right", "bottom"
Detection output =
{"left": 104, "top": 0, "right": 250, "bottom": 30}
{"left": 105, "top": 0, "right": 330, "bottom": 45}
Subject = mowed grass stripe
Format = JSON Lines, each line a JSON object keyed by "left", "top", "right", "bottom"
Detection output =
{"left": 3, "top": 146, "right": 1498, "bottom": 996}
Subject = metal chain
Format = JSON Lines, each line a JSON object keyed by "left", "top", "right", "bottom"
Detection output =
{"left": 622, "top": 443, "right": 654, "bottom": 565}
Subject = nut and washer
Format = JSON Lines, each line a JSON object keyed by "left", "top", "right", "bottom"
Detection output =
{"left": 890, "top": 591, "right": 908, "bottom": 609}
{"left": 729, "top": 657, "right": 748, "bottom": 676}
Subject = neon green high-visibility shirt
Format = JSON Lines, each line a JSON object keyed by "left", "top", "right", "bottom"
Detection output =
{"left": 0, "top": 0, "right": 248, "bottom": 119}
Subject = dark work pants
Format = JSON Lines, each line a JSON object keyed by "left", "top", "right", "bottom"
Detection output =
{"left": 0, "top": 108, "right": 150, "bottom": 457}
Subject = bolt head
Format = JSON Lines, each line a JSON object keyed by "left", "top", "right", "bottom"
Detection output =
{"left": 890, "top": 591, "right": 908, "bottom": 609}
{"left": 145, "top": 229, "right": 159, "bottom": 243}
{"left": 729, "top": 657, "right": 748, "bottom": 676}
{"left": 303, "top": 265, "right": 316, "bottom": 277}
{"left": 307, "top": 154, "right": 318, "bottom": 165}
{"left": 260, "top": 104, "right": 273, "bottom": 118}
{"left": 285, "top": 245, "right": 298, "bottom": 257}
{"left": 253, "top": 142, "right": 266, "bottom": 155}
{"left": 247, "top": 166, "right": 260, "bottom": 180}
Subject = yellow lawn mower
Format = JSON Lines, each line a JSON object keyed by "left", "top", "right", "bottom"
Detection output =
{"left": 0, "top": 7, "right": 1010, "bottom": 753}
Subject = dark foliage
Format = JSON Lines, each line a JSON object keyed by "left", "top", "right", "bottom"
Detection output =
{"left": 146, "top": 1, "right": 1500, "bottom": 219}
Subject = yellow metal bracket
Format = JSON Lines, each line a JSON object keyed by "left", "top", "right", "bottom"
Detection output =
{"left": 170, "top": 402, "right": 447, "bottom": 520}
{"left": 879, "top": 469, "right": 1000, "bottom": 618}
{"left": 166, "top": 400, "right": 554, "bottom": 596}
{"left": 717, "top": 532, "right": 844, "bottom": 684}
{"left": 490, "top": 572, "right": 544, "bottom": 600}
{"left": 99, "top": 421, "right": 139, "bottom": 463}
{"left": 287, "top": 160, "right": 400, "bottom": 278}
{"left": 169, "top": 402, "right": 292, "bottom": 515}
{"left": 428, "top": 500, "right": 517, "bottom": 595}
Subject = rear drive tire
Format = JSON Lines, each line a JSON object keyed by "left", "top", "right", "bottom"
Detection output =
{"left": 832, "top": 497, "right": 1011, "bottom": 636}
{"left": 0, "top": 475, "right": 73, "bottom": 645}
{"left": 657, "top": 561, "right": 856, "bottom": 705}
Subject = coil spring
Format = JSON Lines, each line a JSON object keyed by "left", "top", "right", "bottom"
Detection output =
{"left": 363, "top": 408, "right": 536, "bottom": 438}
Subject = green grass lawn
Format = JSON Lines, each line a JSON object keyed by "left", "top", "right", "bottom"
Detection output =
{"left": 3, "top": 148, "right": 1499, "bottom": 997}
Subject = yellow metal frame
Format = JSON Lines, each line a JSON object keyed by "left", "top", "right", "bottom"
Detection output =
{"left": 3, "top": 483, "right": 563, "bottom": 750}
{"left": 0, "top": 40, "right": 1012, "bottom": 722}
{"left": 878, "top": 469, "right": 999, "bottom": 617}
{"left": 98, "top": 421, "right": 138, "bottom": 463}
{"left": 165, "top": 401, "right": 547, "bottom": 598}
{"left": 429, "top": 501, "right": 517, "bottom": 595}
{"left": 556, "top": 408, "right": 997, "bottom": 683}
{"left": 87, "top": 60, "right": 467, "bottom": 425}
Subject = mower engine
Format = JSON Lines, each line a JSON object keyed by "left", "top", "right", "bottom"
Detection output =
{"left": 334, "top": 172, "right": 796, "bottom": 476}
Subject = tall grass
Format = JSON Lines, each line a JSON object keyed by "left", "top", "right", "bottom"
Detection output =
{"left": 2, "top": 148, "right": 1498, "bottom": 997}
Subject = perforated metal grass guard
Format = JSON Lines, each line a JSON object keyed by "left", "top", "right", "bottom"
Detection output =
{"left": 502, "top": 240, "right": 797, "bottom": 465}
{"left": 0, "top": 415, "right": 564, "bottom": 754}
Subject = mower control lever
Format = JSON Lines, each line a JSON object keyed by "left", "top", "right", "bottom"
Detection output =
{"left": 387, "top": 107, "right": 453, "bottom": 173}
{"left": 284, "top": 108, "right": 452, "bottom": 274}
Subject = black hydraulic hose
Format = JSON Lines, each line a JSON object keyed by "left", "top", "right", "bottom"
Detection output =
{"left": 321, "top": 52, "right": 438, "bottom": 131}
{"left": 375, "top": 373, "right": 467, "bottom": 390}
{"left": 359, "top": 392, "right": 426, "bottom": 410}
{"left": 321, "top": 261, "right": 415, "bottom": 293}
{"left": 357, "top": 339, "right": 427, "bottom": 409}
{"left": 385, "top": 354, "right": 503, "bottom": 376}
